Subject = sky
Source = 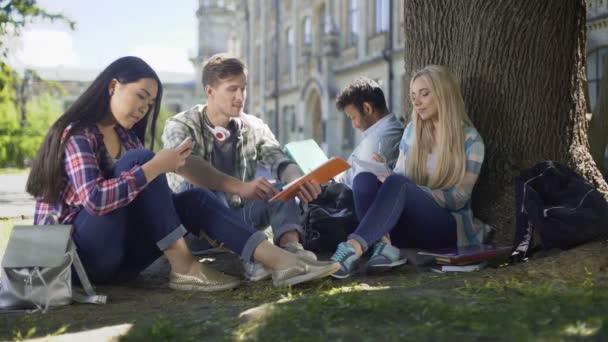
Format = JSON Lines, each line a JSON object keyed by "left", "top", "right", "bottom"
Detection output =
{"left": 7, "top": 0, "right": 198, "bottom": 74}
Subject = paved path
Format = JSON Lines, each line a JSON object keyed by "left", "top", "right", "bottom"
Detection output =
{"left": 0, "top": 172, "right": 35, "bottom": 219}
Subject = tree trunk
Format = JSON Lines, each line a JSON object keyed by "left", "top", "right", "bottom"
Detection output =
{"left": 403, "top": 0, "right": 608, "bottom": 245}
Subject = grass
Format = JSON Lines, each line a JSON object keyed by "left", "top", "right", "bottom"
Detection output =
{"left": 234, "top": 278, "right": 608, "bottom": 341}
{"left": 0, "top": 218, "right": 32, "bottom": 259}
{"left": 2, "top": 216, "right": 606, "bottom": 341}
{"left": 109, "top": 272, "right": 608, "bottom": 341}
{"left": 0, "top": 168, "right": 28, "bottom": 175}
{"left": 0, "top": 218, "right": 32, "bottom": 257}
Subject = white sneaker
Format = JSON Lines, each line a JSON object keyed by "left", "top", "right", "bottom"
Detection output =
{"left": 283, "top": 242, "right": 317, "bottom": 261}
{"left": 243, "top": 261, "right": 271, "bottom": 281}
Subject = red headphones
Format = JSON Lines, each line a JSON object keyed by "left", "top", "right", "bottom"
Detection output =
{"left": 205, "top": 123, "right": 231, "bottom": 142}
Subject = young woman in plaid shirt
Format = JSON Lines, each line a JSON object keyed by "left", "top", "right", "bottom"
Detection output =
{"left": 330, "top": 65, "right": 490, "bottom": 278}
{"left": 26, "top": 57, "right": 339, "bottom": 291}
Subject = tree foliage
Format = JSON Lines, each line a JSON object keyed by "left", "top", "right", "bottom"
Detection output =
{"left": 0, "top": 1, "right": 73, "bottom": 167}
{"left": 0, "top": 91, "right": 62, "bottom": 167}
{"left": 146, "top": 106, "right": 179, "bottom": 152}
{"left": 0, "top": 0, "right": 75, "bottom": 57}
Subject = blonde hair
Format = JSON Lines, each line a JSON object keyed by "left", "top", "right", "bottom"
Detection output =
{"left": 406, "top": 65, "right": 474, "bottom": 189}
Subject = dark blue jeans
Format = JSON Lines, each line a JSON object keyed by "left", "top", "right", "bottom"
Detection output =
{"left": 72, "top": 149, "right": 266, "bottom": 284}
{"left": 348, "top": 172, "right": 457, "bottom": 251}
{"left": 181, "top": 182, "right": 303, "bottom": 247}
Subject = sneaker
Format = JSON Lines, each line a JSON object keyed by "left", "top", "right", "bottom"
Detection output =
{"left": 271, "top": 257, "right": 340, "bottom": 287}
{"left": 169, "top": 264, "right": 241, "bottom": 292}
{"left": 330, "top": 242, "right": 360, "bottom": 279}
{"left": 243, "top": 261, "right": 272, "bottom": 281}
{"left": 282, "top": 242, "right": 317, "bottom": 260}
{"left": 365, "top": 241, "right": 407, "bottom": 273}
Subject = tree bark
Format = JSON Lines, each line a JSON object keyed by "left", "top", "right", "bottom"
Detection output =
{"left": 403, "top": 0, "right": 608, "bottom": 244}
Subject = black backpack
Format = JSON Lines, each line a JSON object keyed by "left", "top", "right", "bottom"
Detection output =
{"left": 301, "top": 182, "right": 359, "bottom": 253}
{"left": 511, "top": 161, "right": 608, "bottom": 261}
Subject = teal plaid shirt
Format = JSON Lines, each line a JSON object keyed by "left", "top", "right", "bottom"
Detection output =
{"left": 161, "top": 104, "right": 293, "bottom": 207}
{"left": 393, "top": 122, "right": 491, "bottom": 246}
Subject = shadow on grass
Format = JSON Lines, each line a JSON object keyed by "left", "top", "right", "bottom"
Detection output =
{"left": 3, "top": 251, "right": 608, "bottom": 341}
{"left": 235, "top": 279, "right": 608, "bottom": 341}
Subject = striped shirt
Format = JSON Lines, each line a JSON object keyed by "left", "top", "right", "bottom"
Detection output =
{"left": 34, "top": 124, "right": 148, "bottom": 225}
{"left": 393, "top": 122, "right": 490, "bottom": 246}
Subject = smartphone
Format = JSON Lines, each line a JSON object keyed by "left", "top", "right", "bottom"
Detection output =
{"left": 177, "top": 136, "right": 194, "bottom": 150}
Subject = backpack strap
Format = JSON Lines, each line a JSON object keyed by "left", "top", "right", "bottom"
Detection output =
{"left": 70, "top": 240, "right": 106, "bottom": 305}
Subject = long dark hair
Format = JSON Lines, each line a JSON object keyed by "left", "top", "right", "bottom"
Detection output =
{"left": 26, "top": 56, "right": 163, "bottom": 202}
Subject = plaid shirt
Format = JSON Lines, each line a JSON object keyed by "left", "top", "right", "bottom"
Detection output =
{"left": 393, "top": 123, "right": 491, "bottom": 246}
{"left": 162, "top": 104, "right": 293, "bottom": 207}
{"left": 34, "top": 124, "right": 148, "bottom": 225}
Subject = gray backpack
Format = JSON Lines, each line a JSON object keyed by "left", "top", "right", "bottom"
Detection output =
{"left": 0, "top": 225, "right": 106, "bottom": 312}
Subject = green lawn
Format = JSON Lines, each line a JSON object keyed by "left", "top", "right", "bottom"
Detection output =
{"left": 0, "top": 218, "right": 32, "bottom": 258}
{"left": 0, "top": 168, "right": 28, "bottom": 175}
{"left": 1, "top": 217, "right": 606, "bottom": 341}
{"left": 116, "top": 274, "right": 608, "bottom": 341}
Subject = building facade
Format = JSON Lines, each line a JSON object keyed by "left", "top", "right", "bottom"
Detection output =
{"left": 193, "top": 0, "right": 405, "bottom": 158}
{"left": 194, "top": 0, "right": 608, "bottom": 159}
{"left": 587, "top": 0, "right": 608, "bottom": 111}
{"left": 30, "top": 67, "right": 198, "bottom": 115}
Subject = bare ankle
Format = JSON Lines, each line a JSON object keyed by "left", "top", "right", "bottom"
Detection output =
{"left": 278, "top": 230, "right": 300, "bottom": 247}
{"left": 253, "top": 241, "right": 297, "bottom": 270}
{"left": 164, "top": 239, "right": 197, "bottom": 274}
{"left": 347, "top": 240, "right": 363, "bottom": 256}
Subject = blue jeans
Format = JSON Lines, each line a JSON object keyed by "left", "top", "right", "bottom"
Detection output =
{"left": 182, "top": 183, "right": 303, "bottom": 250}
{"left": 72, "top": 149, "right": 267, "bottom": 284}
{"left": 348, "top": 172, "right": 456, "bottom": 251}
{"left": 228, "top": 191, "right": 303, "bottom": 244}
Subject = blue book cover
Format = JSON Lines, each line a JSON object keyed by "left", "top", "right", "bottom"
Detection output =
{"left": 284, "top": 139, "right": 329, "bottom": 174}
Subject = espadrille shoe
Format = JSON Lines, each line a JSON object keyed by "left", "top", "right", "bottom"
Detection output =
{"left": 169, "top": 264, "right": 241, "bottom": 292}
{"left": 271, "top": 257, "right": 340, "bottom": 287}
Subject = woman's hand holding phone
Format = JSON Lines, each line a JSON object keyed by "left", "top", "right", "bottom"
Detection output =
{"left": 147, "top": 136, "right": 195, "bottom": 178}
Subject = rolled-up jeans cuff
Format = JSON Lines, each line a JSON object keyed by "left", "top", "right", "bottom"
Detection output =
{"left": 274, "top": 224, "right": 304, "bottom": 245}
{"left": 347, "top": 233, "right": 369, "bottom": 252}
{"left": 157, "top": 224, "right": 188, "bottom": 250}
{"left": 241, "top": 231, "right": 268, "bottom": 262}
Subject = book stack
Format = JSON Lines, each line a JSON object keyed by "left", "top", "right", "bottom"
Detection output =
{"left": 418, "top": 244, "right": 512, "bottom": 273}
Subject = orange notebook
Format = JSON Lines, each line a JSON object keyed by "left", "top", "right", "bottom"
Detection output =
{"left": 270, "top": 157, "right": 351, "bottom": 202}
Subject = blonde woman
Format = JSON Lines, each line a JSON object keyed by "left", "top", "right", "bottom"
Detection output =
{"left": 330, "top": 65, "right": 487, "bottom": 278}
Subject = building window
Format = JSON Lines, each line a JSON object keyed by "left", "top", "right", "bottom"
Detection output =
{"left": 348, "top": 0, "right": 359, "bottom": 46}
{"left": 253, "top": 45, "right": 260, "bottom": 85}
{"left": 587, "top": 46, "right": 608, "bottom": 111}
{"left": 375, "top": 0, "right": 390, "bottom": 34}
{"left": 343, "top": 114, "right": 355, "bottom": 152}
{"left": 254, "top": 1, "right": 261, "bottom": 18}
{"left": 285, "top": 28, "right": 293, "bottom": 72}
{"left": 282, "top": 28, "right": 294, "bottom": 81}
{"left": 281, "top": 105, "right": 297, "bottom": 143}
{"left": 303, "top": 17, "right": 312, "bottom": 46}
{"left": 320, "top": 4, "right": 331, "bottom": 35}
{"left": 266, "top": 36, "right": 275, "bottom": 81}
